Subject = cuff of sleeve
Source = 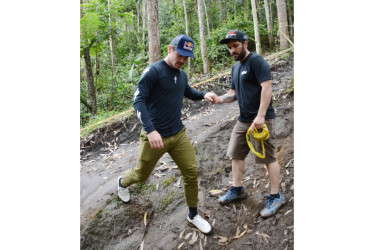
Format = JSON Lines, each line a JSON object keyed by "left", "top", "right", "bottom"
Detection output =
{"left": 201, "top": 91, "right": 207, "bottom": 99}
{"left": 145, "top": 126, "right": 156, "bottom": 134}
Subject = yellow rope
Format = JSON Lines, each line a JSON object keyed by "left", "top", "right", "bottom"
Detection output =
{"left": 246, "top": 124, "right": 270, "bottom": 159}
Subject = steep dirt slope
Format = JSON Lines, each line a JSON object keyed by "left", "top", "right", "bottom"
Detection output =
{"left": 80, "top": 55, "right": 294, "bottom": 250}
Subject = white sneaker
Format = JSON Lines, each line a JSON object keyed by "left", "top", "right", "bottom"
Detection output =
{"left": 187, "top": 214, "right": 212, "bottom": 234}
{"left": 118, "top": 176, "right": 130, "bottom": 202}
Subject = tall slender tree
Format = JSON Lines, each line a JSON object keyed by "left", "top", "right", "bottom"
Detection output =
{"left": 264, "top": 0, "right": 274, "bottom": 50}
{"left": 276, "top": 0, "right": 289, "bottom": 49}
{"left": 251, "top": 0, "right": 262, "bottom": 54}
{"left": 286, "top": 0, "right": 293, "bottom": 40}
{"left": 147, "top": 0, "right": 161, "bottom": 63}
{"left": 142, "top": 0, "right": 147, "bottom": 54}
{"left": 83, "top": 48, "right": 97, "bottom": 114}
{"left": 243, "top": 0, "right": 249, "bottom": 21}
{"left": 108, "top": 0, "right": 115, "bottom": 110}
{"left": 197, "top": 0, "right": 209, "bottom": 74}
{"left": 203, "top": 0, "right": 210, "bottom": 37}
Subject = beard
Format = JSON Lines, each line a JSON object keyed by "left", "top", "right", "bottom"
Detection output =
{"left": 232, "top": 47, "right": 246, "bottom": 61}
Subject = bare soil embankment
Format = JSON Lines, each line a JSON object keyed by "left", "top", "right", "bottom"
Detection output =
{"left": 80, "top": 54, "right": 294, "bottom": 250}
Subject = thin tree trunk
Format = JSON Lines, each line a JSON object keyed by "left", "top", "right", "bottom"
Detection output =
{"left": 147, "top": 0, "right": 161, "bottom": 63}
{"left": 276, "top": 0, "right": 289, "bottom": 49}
{"left": 270, "top": 0, "right": 273, "bottom": 27}
{"left": 108, "top": 0, "right": 115, "bottom": 110}
{"left": 243, "top": 0, "right": 249, "bottom": 22}
{"left": 286, "top": 0, "right": 293, "bottom": 40}
{"left": 142, "top": 0, "right": 147, "bottom": 54}
{"left": 182, "top": 0, "right": 191, "bottom": 75}
{"left": 264, "top": 0, "right": 273, "bottom": 50}
{"left": 83, "top": 47, "right": 97, "bottom": 115}
{"left": 203, "top": 0, "right": 210, "bottom": 37}
{"left": 255, "top": 0, "right": 261, "bottom": 17}
{"left": 220, "top": 0, "right": 226, "bottom": 20}
{"left": 197, "top": 0, "right": 209, "bottom": 74}
{"left": 251, "top": 0, "right": 262, "bottom": 55}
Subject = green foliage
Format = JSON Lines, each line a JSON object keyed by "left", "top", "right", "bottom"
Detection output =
{"left": 80, "top": 0, "right": 294, "bottom": 131}
{"left": 80, "top": 12, "right": 100, "bottom": 48}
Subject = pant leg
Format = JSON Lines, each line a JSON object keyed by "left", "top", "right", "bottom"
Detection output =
{"left": 121, "top": 130, "right": 167, "bottom": 187}
{"left": 167, "top": 128, "right": 198, "bottom": 207}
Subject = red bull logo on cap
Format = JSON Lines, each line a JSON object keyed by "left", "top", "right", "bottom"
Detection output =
{"left": 183, "top": 41, "right": 194, "bottom": 51}
{"left": 227, "top": 31, "right": 237, "bottom": 38}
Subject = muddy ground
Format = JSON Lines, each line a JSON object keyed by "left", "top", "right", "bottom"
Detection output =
{"left": 80, "top": 54, "right": 294, "bottom": 250}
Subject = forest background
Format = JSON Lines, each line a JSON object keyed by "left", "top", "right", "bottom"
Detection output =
{"left": 2, "top": 1, "right": 374, "bottom": 249}
{"left": 80, "top": 0, "right": 294, "bottom": 135}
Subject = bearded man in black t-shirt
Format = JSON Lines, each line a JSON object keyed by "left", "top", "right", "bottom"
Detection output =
{"left": 214, "top": 30, "right": 286, "bottom": 218}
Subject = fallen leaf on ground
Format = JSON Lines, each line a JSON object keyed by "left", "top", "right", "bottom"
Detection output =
{"left": 212, "top": 218, "right": 216, "bottom": 226}
{"left": 290, "top": 184, "right": 294, "bottom": 190}
{"left": 177, "top": 242, "right": 185, "bottom": 249}
{"left": 188, "top": 231, "right": 198, "bottom": 245}
{"left": 143, "top": 212, "right": 147, "bottom": 227}
{"left": 256, "top": 231, "right": 270, "bottom": 244}
{"left": 140, "top": 240, "right": 144, "bottom": 250}
{"left": 199, "top": 239, "right": 203, "bottom": 250}
{"left": 241, "top": 204, "right": 247, "bottom": 211}
{"left": 217, "top": 236, "right": 228, "bottom": 243}
{"left": 154, "top": 173, "right": 166, "bottom": 178}
{"left": 209, "top": 189, "right": 223, "bottom": 195}
{"left": 284, "top": 210, "right": 292, "bottom": 216}
{"left": 174, "top": 176, "right": 182, "bottom": 188}
{"left": 184, "top": 232, "right": 192, "bottom": 240}
{"left": 179, "top": 230, "right": 185, "bottom": 239}
{"left": 233, "top": 205, "right": 236, "bottom": 213}
{"left": 243, "top": 176, "right": 251, "bottom": 182}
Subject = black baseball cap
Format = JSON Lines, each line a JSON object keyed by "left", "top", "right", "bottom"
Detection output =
{"left": 171, "top": 35, "right": 195, "bottom": 59}
{"left": 219, "top": 30, "right": 247, "bottom": 44}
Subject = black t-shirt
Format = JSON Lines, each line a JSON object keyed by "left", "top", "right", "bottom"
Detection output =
{"left": 230, "top": 52, "right": 275, "bottom": 122}
{"left": 133, "top": 60, "right": 206, "bottom": 137}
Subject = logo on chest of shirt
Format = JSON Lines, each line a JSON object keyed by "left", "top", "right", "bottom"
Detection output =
{"left": 241, "top": 71, "right": 247, "bottom": 75}
{"left": 174, "top": 76, "right": 177, "bottom": 84}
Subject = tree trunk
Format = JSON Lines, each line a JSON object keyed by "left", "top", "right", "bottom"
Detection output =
{"left": 147, "top": 0, "right": 161, "bottom": 63}
{"left": 251, "top": 0, "right": 262, "bottom": 55}
{"left": 203, "top": 0, "right": 210, "bottom": 37}
{"left": 286, "top": 0, "right": 293, "bottom": 40}
{"left": 264, "top": 0, "right": 273, "bottom": 50}
{"left": 276, "top": 0, "right": 289, "bottom": 49}
{"left": 197, "top": 0, "right": 209, "bottom": 74}
{"left": 83, "top": 47, "right": 97, "bottom": 115}
{"left": 220, "top": 0, "right": 226, "bottom": 21}
{"left": 108, "top": 0, "right": 115, "bottom": 110}
{"left": 182, "top": 0, "right": 191, "bottom": 75}
{"left": 142, "top": 0, "right": 147, "bottom": 54}
{"left": 255, "top": 0, "right": 261, "bottom": 17}
{"left": 243, "top": 0, "right": 249, "bottom": 21}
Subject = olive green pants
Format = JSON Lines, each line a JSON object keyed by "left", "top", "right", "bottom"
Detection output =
{"left": 120, "top": 127, "right": 198, "bottom": 207}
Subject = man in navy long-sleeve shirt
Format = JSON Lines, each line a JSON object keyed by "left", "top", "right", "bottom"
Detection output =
{"left": 117, "top": 35, "right": 216, "bottom": 234}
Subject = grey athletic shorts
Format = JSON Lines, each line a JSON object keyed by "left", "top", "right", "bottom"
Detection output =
{"left": 227, "top": 119, "right": 277, "bottom": 164}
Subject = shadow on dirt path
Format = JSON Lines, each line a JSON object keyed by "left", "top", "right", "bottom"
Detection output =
{"left": 80, "top": 54, "right": 294, "bottom": 250}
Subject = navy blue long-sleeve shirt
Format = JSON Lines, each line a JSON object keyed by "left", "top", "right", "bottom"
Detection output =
{"left": 133, "top": 60, "right": 206, "bottom": 137}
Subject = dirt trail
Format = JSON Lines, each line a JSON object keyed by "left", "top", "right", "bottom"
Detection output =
{"left": 80, "top": 55, "right": 294, "bottom": 249}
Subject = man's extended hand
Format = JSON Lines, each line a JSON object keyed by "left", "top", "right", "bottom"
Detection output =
{"left": 204, "top": 91, "right": 218, "bottom": 103}
{"left": 148, "top": 130, "right": 164, "bottom": 149}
